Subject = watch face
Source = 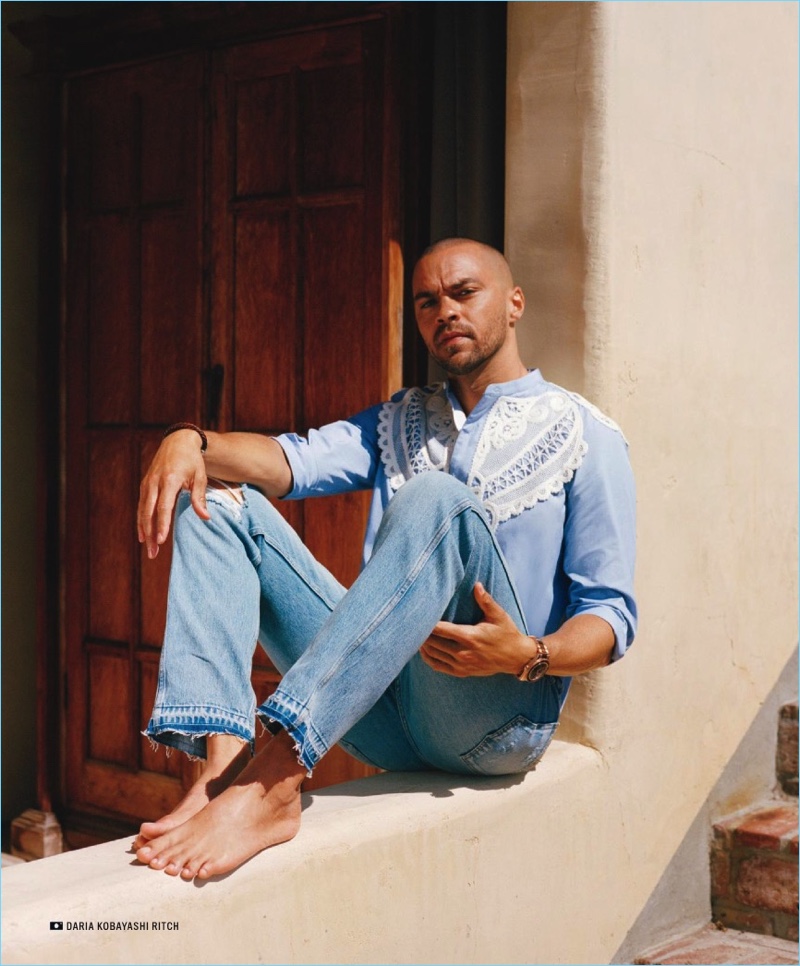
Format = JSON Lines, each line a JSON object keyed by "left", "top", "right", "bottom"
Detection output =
{"left": 526, "top": 659, "right": 549, "bottom": 682}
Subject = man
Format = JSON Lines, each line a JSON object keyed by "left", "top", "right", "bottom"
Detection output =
{"left": 134, "top": 238, "right": 636, "bottom": 881}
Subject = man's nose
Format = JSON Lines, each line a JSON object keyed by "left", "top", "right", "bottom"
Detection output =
{"left": 437, "top": 297, "right": 460, "bottom": 323}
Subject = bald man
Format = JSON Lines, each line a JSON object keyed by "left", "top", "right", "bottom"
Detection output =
{"left": 134, "top": 238, "right": 637, "bottom": 879}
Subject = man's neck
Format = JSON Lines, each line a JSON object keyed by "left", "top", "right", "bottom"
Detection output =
{"left": 449, "top": 358, "right": 529, "bottom": 415}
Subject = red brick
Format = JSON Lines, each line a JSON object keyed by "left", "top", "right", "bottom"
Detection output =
{"left": 732, "top": 805, "right": 798, "bottom": 851}
{"left": 710, "top": 845, "right": 730, "bottom": 899}
{"left": 712, "top": 820, "right": 732, "bottom": 845}
{"left": 736, "top": 854, "right": 799, "bottom": 914}
{"left": 714, "top": 903, "right": 774, "bottom": 934}
{"left": 778, "top": 703, "right": 799, "bottom": 795}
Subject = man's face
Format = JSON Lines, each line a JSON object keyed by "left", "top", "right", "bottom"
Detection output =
{"left": 412, "top": 243, "right": 521, "bottom": 377}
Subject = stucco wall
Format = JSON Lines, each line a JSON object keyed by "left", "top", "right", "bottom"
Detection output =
{"left": 507, "top": 0, "right": 798, "bottom": 939}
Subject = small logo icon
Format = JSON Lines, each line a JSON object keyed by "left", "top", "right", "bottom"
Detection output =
{"left": 50, "top": 922, "right": 64, "bottom": 931}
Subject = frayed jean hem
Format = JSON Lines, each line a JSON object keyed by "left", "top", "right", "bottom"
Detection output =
{"left": 258, "top": 691, "right": 328, "bottom": 774}
{"left": 143, "top": 707, "right": 255, "bottom": 760}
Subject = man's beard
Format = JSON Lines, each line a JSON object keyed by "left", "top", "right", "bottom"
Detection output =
{"left": 434, "top": 326, "right": 506, "bottom": 376}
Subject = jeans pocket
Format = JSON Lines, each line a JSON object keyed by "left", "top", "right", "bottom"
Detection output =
{"left": 459, "top": 715, "right": 557, "bottom": 776}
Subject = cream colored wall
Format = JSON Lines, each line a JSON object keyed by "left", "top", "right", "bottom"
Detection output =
{"left": 507, "top": 0, "right": 798, "bottom": 937}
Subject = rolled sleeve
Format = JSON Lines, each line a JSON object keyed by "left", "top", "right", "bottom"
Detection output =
{"left": 275, "top": 405, "right": 382, "bottom": 499}
{"left": 562, "top": 416, "right": 638, "bottom": 661}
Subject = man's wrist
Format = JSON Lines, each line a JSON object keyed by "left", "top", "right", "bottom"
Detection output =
{"left": 516, "top": 636, "right": 550, "bottom": 682}
{"left": 163, "top": 422, "right": 207, "bottom": 453}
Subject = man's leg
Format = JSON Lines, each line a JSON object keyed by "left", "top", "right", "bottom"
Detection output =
{"left": 137, "top": 481, "right": 426, "bottom": 857}
{"left": 137, "top": 482, "right": 347, "bottom": 848}
{"left": 137, "top": 473, "right": 556, "bottom": 879}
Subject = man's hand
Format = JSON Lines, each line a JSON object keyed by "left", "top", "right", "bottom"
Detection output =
{"left": 138, "top": 430, "right": 210, "bottom": 559}
{"left": 422, "top": 590, "right": 617, "bottom": 679}
{"left": 420, "top": 583, "right": 532, "bottom": 678}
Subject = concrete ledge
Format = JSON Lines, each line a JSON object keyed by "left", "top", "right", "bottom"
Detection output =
{"left": 2, "top": 741, "right": 612, "bottom": 965}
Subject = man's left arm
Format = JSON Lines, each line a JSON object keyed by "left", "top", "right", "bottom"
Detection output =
{"left": 420, "top": 585, "right": 617, "bottom": 677}
{"left": 421, "top": 414, "right": 637, "bottom": 679}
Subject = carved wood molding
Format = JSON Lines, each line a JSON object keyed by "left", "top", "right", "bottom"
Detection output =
{"left": 9, "top": 1, "right": 399, "bottom": 74}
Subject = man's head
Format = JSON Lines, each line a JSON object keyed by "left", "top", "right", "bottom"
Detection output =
{"left": 412, "top": 238, "right": 525, "bottom": 378}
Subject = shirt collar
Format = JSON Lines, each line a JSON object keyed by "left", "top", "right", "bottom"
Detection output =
{"left": 443, "top": 369, "right": 545, "bottom": 420}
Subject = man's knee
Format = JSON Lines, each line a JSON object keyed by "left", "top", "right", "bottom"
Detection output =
{"left": 386, "top": 472, "right": 482, "bottom": 520}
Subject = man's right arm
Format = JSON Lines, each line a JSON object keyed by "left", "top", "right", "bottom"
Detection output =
{"left": 137, "top": 428, "right": 292, "bottom": 559}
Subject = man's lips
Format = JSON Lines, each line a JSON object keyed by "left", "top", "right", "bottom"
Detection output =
{"left": 436, "top": 330, "right": 470, "bottom": 349}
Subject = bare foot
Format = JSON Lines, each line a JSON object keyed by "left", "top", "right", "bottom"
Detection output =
{"left": 134, "top": 731, "right": 305, "bottom": 879}
{"left": 133, "top": 734, "right": 250, "bottom": 850}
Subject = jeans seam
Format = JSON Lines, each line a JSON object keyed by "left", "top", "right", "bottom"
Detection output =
{"left": 249, "top": 531, "right": 343, "bottom": 612}
{"left": 393, "top": 674, "right": 431, "bottom": 767}
{"left": 313, "top": 496, "right": 479, "bottom": 693}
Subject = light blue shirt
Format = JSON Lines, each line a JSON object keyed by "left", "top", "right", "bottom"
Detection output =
{"left": 277, "top": 370, "right": 637, "bottom": 661}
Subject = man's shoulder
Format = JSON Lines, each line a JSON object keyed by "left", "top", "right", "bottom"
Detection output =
{"left": 536, "top": 381, "right": 627, "bottom": 442}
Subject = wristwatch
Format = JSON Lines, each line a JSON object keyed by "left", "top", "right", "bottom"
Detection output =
{"left": 517, "top": 637, "right": 550, "bottom": 682}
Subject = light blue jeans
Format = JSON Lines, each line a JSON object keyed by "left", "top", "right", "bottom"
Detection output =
{"left": 145, "top": 473, "right": 563, "bottom": 775}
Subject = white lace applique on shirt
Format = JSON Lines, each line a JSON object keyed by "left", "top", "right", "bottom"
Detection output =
{"left": 377, "top": 386, "right": 589, "bottom": 529}
{"left": 468, "top": 392, "right": 587, "bottom": 528}
{"left": 566, "top": 391, "right": 627, "bottom": 442}
{"left": 377, "top": 386, "right": 458, "bottom": 490}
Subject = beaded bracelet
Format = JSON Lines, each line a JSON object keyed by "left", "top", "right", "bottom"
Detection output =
{"left": 162, "top": 422, "right": 208, "bottom": 453}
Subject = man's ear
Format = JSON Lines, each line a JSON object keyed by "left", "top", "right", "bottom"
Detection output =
{"left": 508, "top": 286, "right": 525, "bottom": 326}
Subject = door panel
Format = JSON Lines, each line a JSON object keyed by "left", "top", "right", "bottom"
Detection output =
{"left": 140, "top": 211, "right": 203, "bottom": 426}
{"left": 87, "top": 648, "right": 132, "bottom": 766}
{"left": 302, "top": 201, "right": 370, "bottom": 428}
{"left": 232, "top": 209, "right": 296, "bottom": 430}
{"left": 234, "top": 75, "right": 293, "bottom": 198}
{"left": 299, "top": 62, "right": 365, "bottom": 191}
{"left": 64, "top": 53, "right": 206, "bottom": 825}
{"left": 87, "top": 433, "right": 135, "bottom": 643}
{"left": 87, "top": 219, "right": 134, "bottom": 425}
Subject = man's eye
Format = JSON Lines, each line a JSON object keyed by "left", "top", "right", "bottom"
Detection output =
{"left": 458, "top": 289, "right": 475, "bottom": 298}
{"left": 421, "top": 299, "right": 436, "bottom": 309}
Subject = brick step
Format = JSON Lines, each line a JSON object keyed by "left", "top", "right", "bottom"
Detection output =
{"left": 777, "top": 702, "right": 798, "bottom": 796}
{"left": 634, "top": 923, "right": 799, "bottom": 965}
{"left": 711, "top": 800, "right": 798, "bottom": 940}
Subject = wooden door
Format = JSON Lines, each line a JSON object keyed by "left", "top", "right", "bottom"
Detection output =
{"left": 62, "top": 17, "right": 401, "bottom": 844}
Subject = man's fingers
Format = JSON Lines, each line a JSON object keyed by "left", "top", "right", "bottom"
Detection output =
{"left": 155, "top": 497, "right": 178, "bottom": 547}
{"left": 190, "top": 468, "right": 211, "bottom": 521}
{"left": 420, "top": 646, "right": 459, "bottom": 676}
{"left": 431, "top": 620, "right": 474, "bottom": 643}
{"left": 474, "top": 582, "right": 504, "bottom": 618}
{"left": 152, "top": 473, "right": 188, "bottom": 551}
{"left": 137, "top": 480, "right": 161, "bottom": 557}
